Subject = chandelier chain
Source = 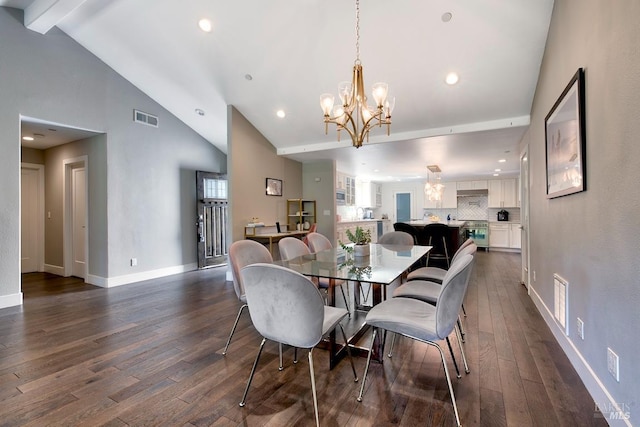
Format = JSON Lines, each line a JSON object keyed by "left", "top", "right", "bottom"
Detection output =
{"left": 355, "top": 0, "right": 360, "bottom": 65}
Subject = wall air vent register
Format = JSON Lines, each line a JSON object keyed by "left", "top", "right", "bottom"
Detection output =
{"left": 133, "top": 109, "right": 159, "bottom": 128}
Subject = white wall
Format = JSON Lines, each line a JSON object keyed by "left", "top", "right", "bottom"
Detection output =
{"left": 526, "top": 0, "right": 640, "bottom": 423}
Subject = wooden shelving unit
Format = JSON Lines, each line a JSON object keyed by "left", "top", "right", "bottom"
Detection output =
{"left": 287, "top": 199, "right": 316, "bottom": 232}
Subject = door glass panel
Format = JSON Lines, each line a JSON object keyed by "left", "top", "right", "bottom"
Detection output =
{"left": 396, "top": 193, "right": 411, "bottom": 222}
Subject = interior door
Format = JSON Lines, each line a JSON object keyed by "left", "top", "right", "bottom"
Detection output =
{"left": 196, "top": 171, "right": 229, "bottom": 268}
{"left": 520, "top": 148, "right": 530, "bottom": 290}
{"left": 21, "top": 165, "right": 44, "bottom": 273}
{"left": 395, "top": 192, "right": 411, "bottom": 222}
{"left": 71, "top": 167, "right": 87, "bottom": 278}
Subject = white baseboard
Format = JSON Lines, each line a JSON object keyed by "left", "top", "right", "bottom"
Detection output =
{"left": 529, "top": 285, "right": 632, "bottom": 427}
{"left": 92, "top": 263, "right": 199, "bottom": 288}
{"left": 0, "top": 292, "right": 23, "bottom": 310}
{"left": 44, "top": 264, "right": 64, "bottom": 276}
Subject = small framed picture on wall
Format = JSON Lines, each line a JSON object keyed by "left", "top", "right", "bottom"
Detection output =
{"left": 265, "top": 178, "right": 282, "bottom": 196}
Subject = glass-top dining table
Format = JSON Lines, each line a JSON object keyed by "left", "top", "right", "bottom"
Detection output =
{"left": 276, "top": 243, "right": 431, "bottom": 368}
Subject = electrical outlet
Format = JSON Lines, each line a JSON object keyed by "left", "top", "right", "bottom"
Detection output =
{"left": 576, "top": 318, "right": 584, "bottom": 339}
{"left": 130, "top": 258, "right": 137, "bottom": 267}
{"left": 607, "top": 347, "right": 619, "bottom": 382}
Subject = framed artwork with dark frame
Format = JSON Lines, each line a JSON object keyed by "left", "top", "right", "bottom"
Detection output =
{"left": 545, "top": 68, "right": 586, "bottom": 199}
{"left": 265, "top": 178, "right": 282, "bottom": 196}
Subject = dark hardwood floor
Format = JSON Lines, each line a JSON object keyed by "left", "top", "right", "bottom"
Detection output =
{"left": 1, "top": 251, "right": 606, "bottom": 426}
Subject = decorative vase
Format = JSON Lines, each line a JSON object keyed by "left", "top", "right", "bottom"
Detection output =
{"left": 354, "top": 243, "right": 370, "bottom": 257}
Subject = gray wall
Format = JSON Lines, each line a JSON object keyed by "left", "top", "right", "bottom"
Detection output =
{"left": 526, "top": 0, "right": 640, "bottom": 420}
{"left": 302, "top": 160, "right": 336, "bottom": 242}
{"left": 1, "top": 6, "right": 225, "bottom": 303}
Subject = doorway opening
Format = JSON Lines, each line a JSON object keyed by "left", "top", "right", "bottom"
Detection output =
{"left": 20, "top": 117, "right": 101, "bottom": 291}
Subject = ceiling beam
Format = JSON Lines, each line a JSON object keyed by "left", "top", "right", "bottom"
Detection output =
{"left": 277, "top": 115, "right": 531, "bottom": 156}
{"left": 24, "top": 0, "right": 90, "bottom": 34}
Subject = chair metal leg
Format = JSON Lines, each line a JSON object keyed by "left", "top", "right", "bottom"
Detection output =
{"left": 339, "top": 284, "right": 351, "bottom": 317}
{"left": 223, "top": 304, "right": 248, "bottom": 355}
{"left": 338, "top": 324, "right": 358, "bottom": 382}
{"left": 446, "top": 337, "right": 461, "bottom": 379}
{"left": 457, "top": 314, "right": 466, "bottom": 342}
{"left": 278, "top": 342, "right": 284, "bottom": 371}
{"left": 462, "top": 302, "right": 467, "bottom": 317}
{"left": 308, "top": 349, "right": 320, "bottom": 427}
{"left": 387, "top": 332, "right": 396, "bottom": 358}
{"left": 294, "top": 347, "right": 298, "bottom": 364}
{"left": 239, "top": 337, "right": 266, "bottom": 407}
{"left": 455, "top": 324, "right": 470, "bottom": 374}
{"left": 357, "top": 328, "right": 377, "bottom": 402}
{"left": 428, "top": 341, "right": 462, "bottom": 427}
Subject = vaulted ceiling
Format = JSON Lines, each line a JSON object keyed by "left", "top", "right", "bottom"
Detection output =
{"left": 7, "top": 0, "right": 554, "bottom": 181}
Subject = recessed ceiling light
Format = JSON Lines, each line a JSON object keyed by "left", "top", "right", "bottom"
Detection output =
{"left": 373, "top": 169, "right": 380, "bottom": 173}
{"left": 445, "top": 72, "right": 459, "bottom": 85}
{"left": 493, "top": 173, "right": 500, "bottom": 177}
{"left": 494, "top": 168, "right": 501, "bottom": 172}
{"left": 198, "top": 18, "right": 212, "bottom": 32}
{"left": 33, "top": 133, "right": 45, "bottom": 138}
{"left": 195, "top": 108, "right": 205, "bottom": 116}
{"left": 498, "top": 159, "right": 506, "bottom": 163}
{"left": 276, "top": 110, "right": 286, "bottom": 118}
{"left": 22, "top": 136, "right": 34, "bottom": 141}
{"left": 441, "top": 12, "right": 453, "bottom": 22}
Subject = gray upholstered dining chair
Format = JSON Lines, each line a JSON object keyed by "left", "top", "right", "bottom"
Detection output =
{"left": 406, "top": 238, "right": 475, "bottom": 282}
{"left": 281, "top": 235, "right": 351, "bottom": 312}
{"left": 392, "top": 222, "right": 419, "bottom": 244}
{"left": 389, "top": 247, "right": 477, "bottom": 374}
{"left": 239, "top": 263, "right": 358, "bottom": 427}
{"left": 223, "top": 240, "right": 274, "bottom": 357}
{"left": 356, "top": 254, "right": 475, "bottom": 427}
{"left": 377, "top": 231, "right": 415, "bottom": 246}
{"left": 406, "top": 239, "right": 477, "bottom": 324}
{"left": 305, "top": 231, "right": 332, "bottom": 253}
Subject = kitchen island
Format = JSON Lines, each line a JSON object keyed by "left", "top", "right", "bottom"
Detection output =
{"left": 403, "top": 220, "right": 468, "bottom": 253}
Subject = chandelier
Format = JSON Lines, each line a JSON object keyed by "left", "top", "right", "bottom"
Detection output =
{"left": 319, "top": 0, "right": 395, "bottom": 149}
{"left": 424, "top": 165, "right": 445, "bottom": 202}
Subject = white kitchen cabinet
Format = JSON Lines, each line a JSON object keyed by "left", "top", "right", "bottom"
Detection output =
{"left": 424, "top": 181, "right": 457, "bottom": 209}
{"left": 489, "top": 222, "right": 521, "bottom": 249}
{"left": 457, "top": 180, "right": 488, "bottom": 190}
{"left": 375, "top": 183, "right": 382, "bottom": 207}
{"left": 489, "top": 223, "right": 510, "bottom": 248}
{"left": 336, "top": 221, "right": 377, "bottom": 246}
{"left": 336, "top": 171, "right": 356, "bottom": 205}
{"left": 509, "top": 223, "right": 522, "bottom": 249}
{"left": 356, "top": 181, "right": 382, "bottom": 207}
{"left": 488, "top": 179, "right": 517, "bottom": 208}
{"left": 345, "top": 175, "right": 356, "bottom": 205}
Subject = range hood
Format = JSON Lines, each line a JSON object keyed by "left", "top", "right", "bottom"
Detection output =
{"left": 457, "top": 189, "right": 489, "bottom": 197}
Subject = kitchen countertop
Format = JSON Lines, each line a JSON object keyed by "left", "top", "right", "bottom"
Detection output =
{"left": 405, "top": 220, "right": 467, "bottom": 228}
{"left": 337, "top": 218, "right": 390, "bottom": 224}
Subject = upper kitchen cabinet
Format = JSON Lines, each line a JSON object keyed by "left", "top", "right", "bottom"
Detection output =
{"left": 457, "top": 180, "right": 488, "bottom": 190}
{"left": 336, "top": 171, "right": 356, "bottom": 205}
{"left": 356, "top": 180, "right": 382, "bottom": 207}
{"left": 424, "top": 181, "right": 457, "bottom": 209}
{"left": 488, "top": 179, "right": 518, "bottom": 208}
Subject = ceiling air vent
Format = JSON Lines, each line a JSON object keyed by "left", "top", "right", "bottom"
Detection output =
{"left": 133, "top": 109, "right": 159, "bottom": 128}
